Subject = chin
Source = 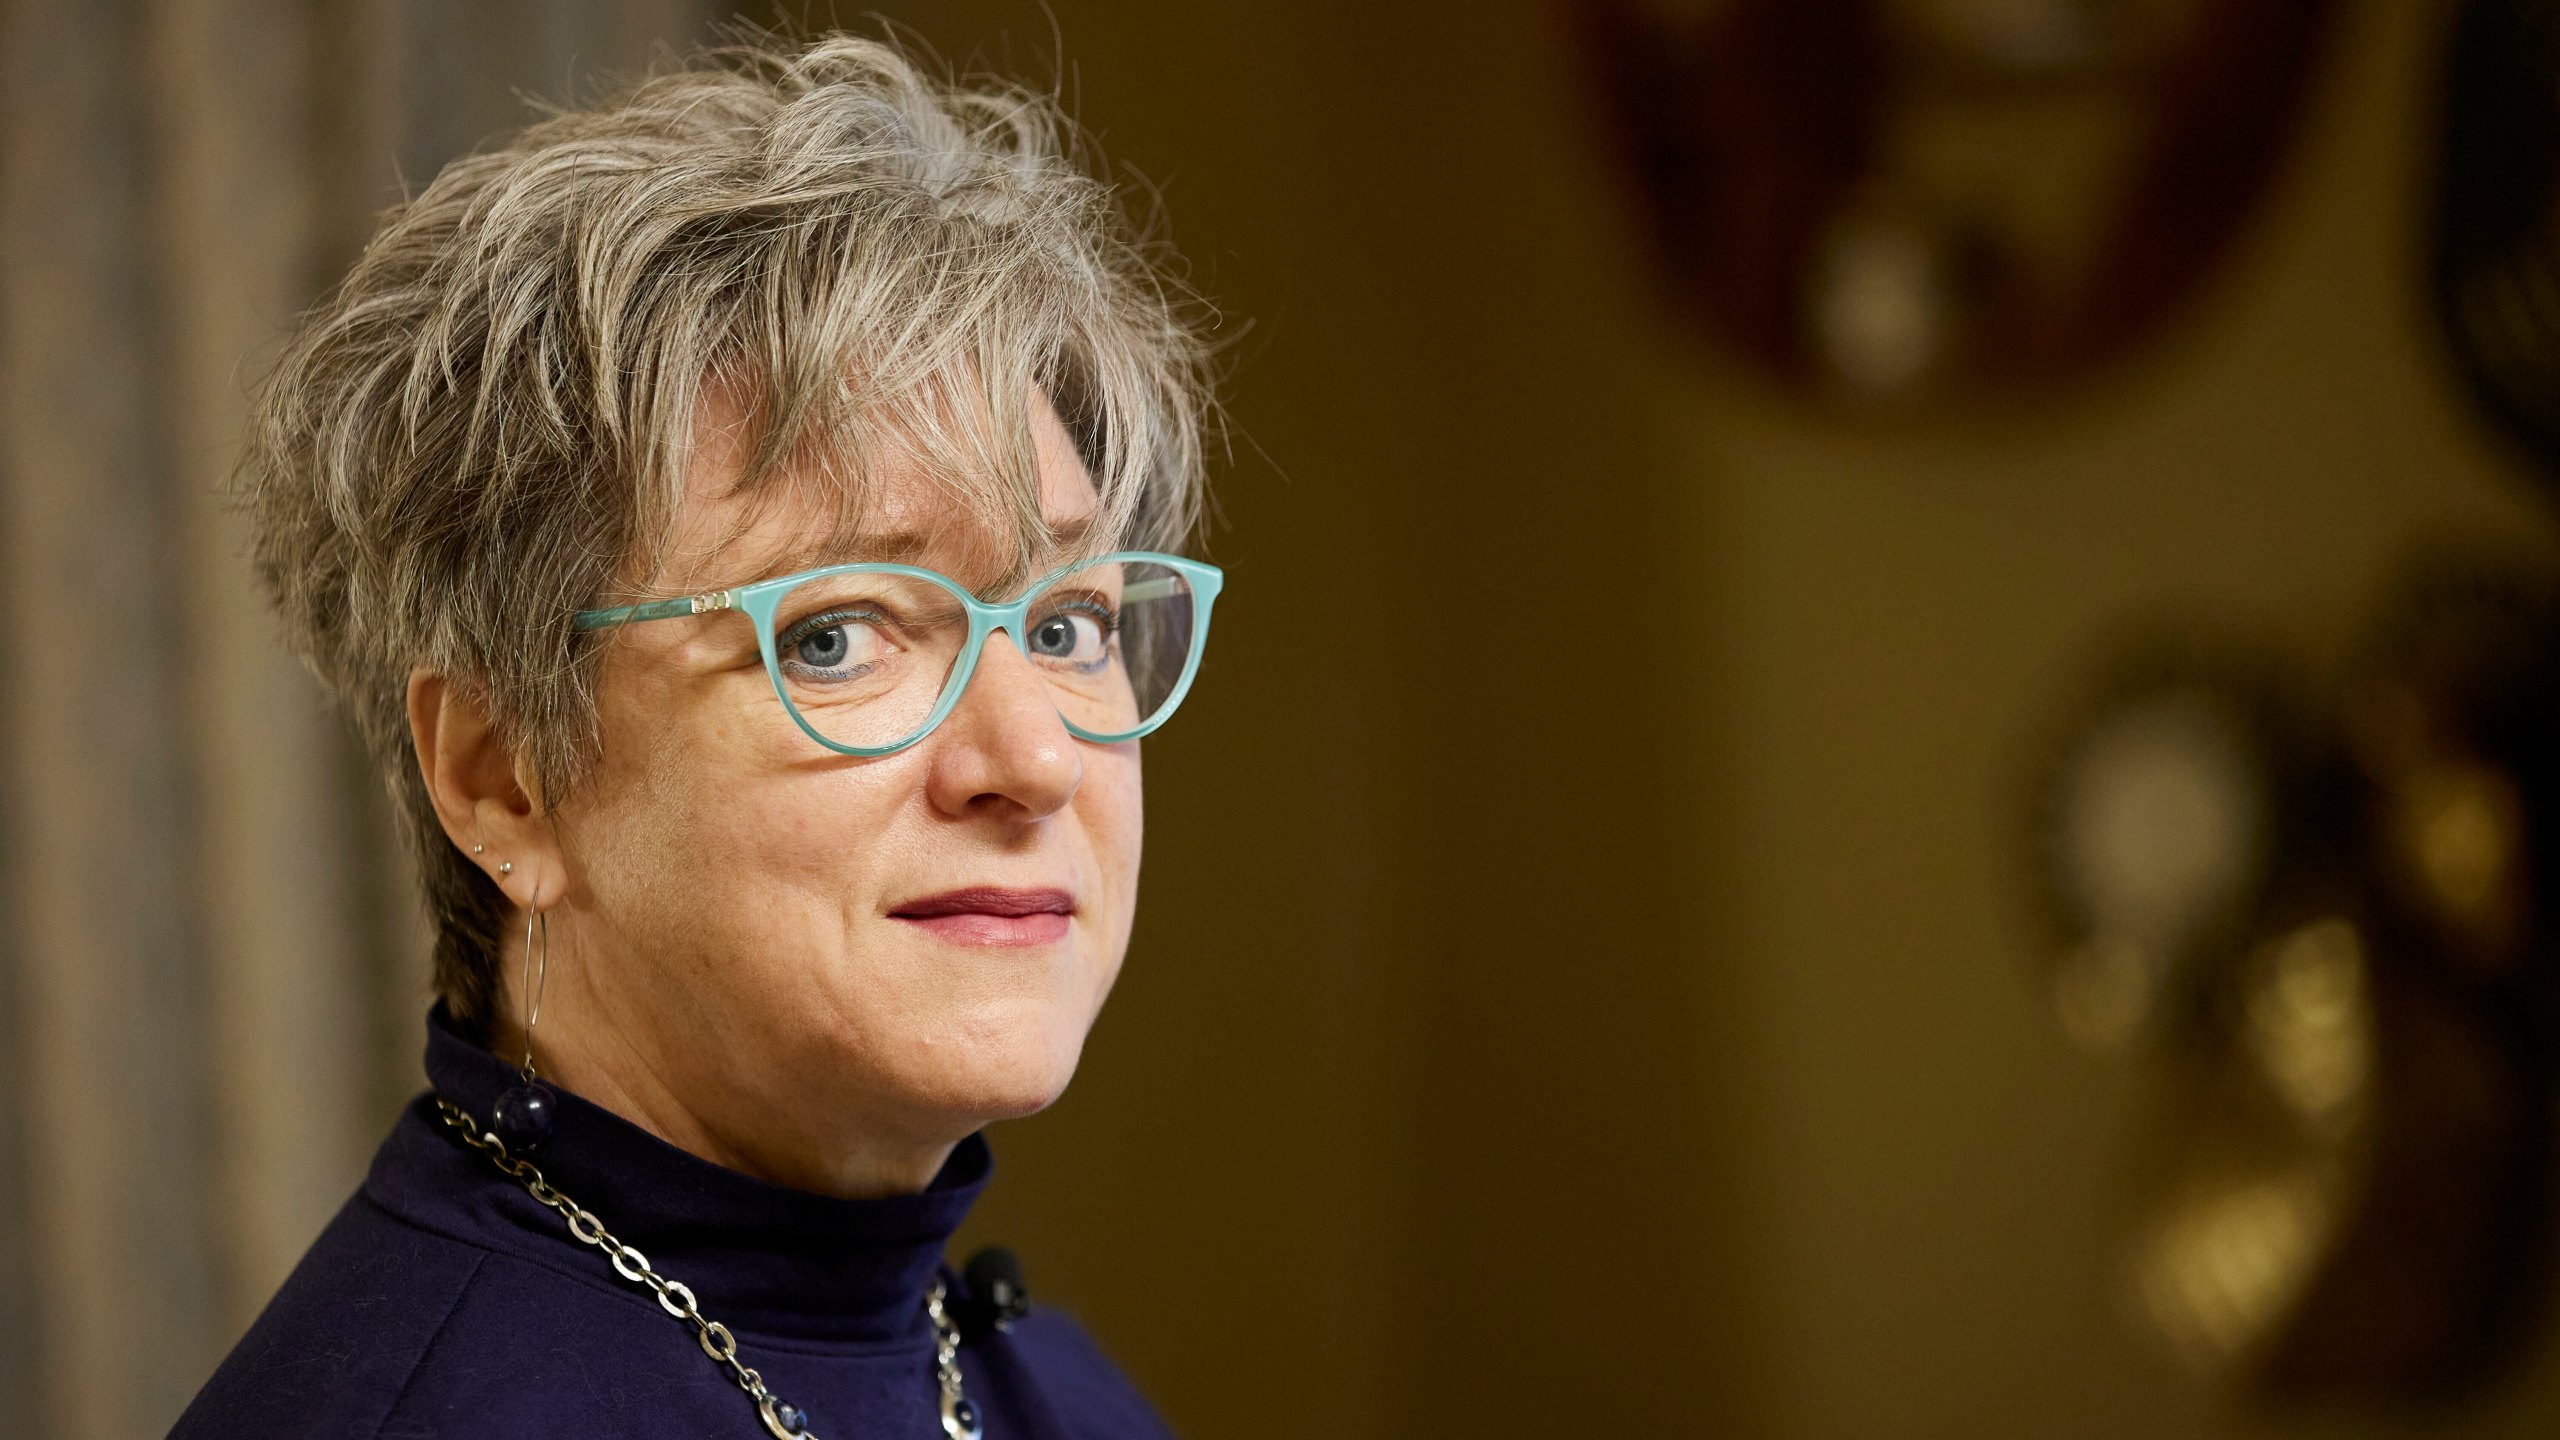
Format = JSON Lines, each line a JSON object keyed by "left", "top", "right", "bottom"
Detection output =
{"left": 973, "top": 1076, "right": 1072, "bottom": 1124}
{"left": 903, "top": 1010, "right": 1091, "bottom": 1128}
{"left": 910, "top": 1062, "right": 1076, "bottom": 1132}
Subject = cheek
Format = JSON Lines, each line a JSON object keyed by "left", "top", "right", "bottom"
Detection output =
{"left": 566, "top": 670, "right": 913, "bottom": 961}
{"left": 1080, "top": 744, "right": 1146, "bottom": 954}
{"left": 568, "top": 690, "right": 712, "bottom": 904}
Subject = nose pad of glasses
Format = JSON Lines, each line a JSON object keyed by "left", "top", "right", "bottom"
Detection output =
{"left": 954, "top": 621, "right": 1065, "bottom": 722}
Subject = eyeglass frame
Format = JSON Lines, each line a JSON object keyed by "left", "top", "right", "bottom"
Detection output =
{"left": 572, "top": 549, "right": 1224, "bottom": 758}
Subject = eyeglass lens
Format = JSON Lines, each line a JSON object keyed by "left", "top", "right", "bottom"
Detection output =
{"left": 767, "top": 559, "right": 1199, "bottom": 750}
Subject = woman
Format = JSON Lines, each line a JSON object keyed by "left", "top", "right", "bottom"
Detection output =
{"left": 171, "top": 33, "right": 1217, "bottom": 1440}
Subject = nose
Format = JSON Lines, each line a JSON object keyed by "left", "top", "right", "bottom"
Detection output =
{"left": 922, "top": 626, "right": 1082, "bottom": 821}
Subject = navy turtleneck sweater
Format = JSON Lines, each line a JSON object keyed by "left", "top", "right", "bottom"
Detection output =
{"left": 169, "top": 1006, "right": 1173, "bottom": 1439}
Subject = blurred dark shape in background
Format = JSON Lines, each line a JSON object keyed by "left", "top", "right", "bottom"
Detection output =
{"left": 2434, "top": 0, "right": 2560, "bottom": 488}
{"left": 1570, "top": 0, "right": 2342, "bottom": 403}
{"left": 2029, "top": 552, "right": 2560, "bottom": 1401}
{"left": 17, "top": 1, "right": 2560, "bottom": 1438}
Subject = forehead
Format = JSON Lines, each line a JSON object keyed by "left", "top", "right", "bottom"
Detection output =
{"left": 647, "top": 387, "right": 1102, "bottom": 596}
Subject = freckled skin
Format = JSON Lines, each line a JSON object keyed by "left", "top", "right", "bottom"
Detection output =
{"left": 434, "top": 392, "right": 1142, "bottom": 1199}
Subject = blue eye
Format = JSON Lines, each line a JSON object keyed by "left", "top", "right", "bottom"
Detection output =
{"left": 796, "top": 628, "right": 846, "bottom": 667}
{"left": 779, "top": 610, "right": 890, "bottom": 682}
{"left": 1025, "top": 603, "right": 1113, "bottom": 671}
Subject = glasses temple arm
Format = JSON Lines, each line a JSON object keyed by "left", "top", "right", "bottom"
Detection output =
{"left": 574, "top": 590, "right": 735, "bottom": 631}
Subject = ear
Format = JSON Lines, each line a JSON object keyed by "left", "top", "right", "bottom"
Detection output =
{"left": 408, "top": 667, "right": 565, "bottom": 913}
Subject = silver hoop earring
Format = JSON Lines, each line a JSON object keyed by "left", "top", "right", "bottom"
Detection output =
{"left": 491, "top": 904, "right": 557, "bottom": 1152}
{"left": 518, "top": 906, "right": 549, "bottom": 1082}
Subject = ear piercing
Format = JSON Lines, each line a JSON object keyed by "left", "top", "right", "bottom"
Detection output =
{"left": 472, "top": 844, "right": 485, "bottom": 855}
{"left": 499, "top": 861, "right": 513, "bottom": 875}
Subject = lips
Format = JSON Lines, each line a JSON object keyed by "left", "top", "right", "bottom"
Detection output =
{"left": 892, "top": 887, "right": 1075, "bottom": 919}
{"left": 889, "top": 887, "right": 1075, "bottom": 947}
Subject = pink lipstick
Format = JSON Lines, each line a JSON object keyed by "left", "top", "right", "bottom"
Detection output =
{"left": 888, "top": 887, "right": 1075, "bottom": 947}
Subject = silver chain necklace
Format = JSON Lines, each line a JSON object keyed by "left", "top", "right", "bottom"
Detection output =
{"left": 436, "top": 1097, "right": 985, "bottom": 1440}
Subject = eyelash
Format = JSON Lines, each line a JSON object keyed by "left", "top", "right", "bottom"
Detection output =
{"left": 777, "top": 607, "right": 888, "bottom": 658}
{"left": 1043, "top": 597, "right": 1118, "bottom": 628}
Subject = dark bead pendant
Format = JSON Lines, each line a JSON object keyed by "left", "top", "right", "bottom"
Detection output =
{"left": 491, "top": 1082, "right": 557, "bottom": 1152}
{"left": 944, "top": 1395, "right": 981, "bottom": 1440}
{"left": 759, "top": 1394, "right": 810, "bottom": 1437}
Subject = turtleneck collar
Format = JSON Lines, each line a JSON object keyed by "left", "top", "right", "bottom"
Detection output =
{"left": 363, "top": 1002, "right": 992, "bottom": 1348}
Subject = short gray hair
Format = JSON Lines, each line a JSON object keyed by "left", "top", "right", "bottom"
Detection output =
{"left": 237, "top": 32, "right": 1213, "bottom": 1024}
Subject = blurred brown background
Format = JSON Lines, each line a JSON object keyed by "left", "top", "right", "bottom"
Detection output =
{"left": 5, "top": 0, "right": 2559, "bottom": 1436}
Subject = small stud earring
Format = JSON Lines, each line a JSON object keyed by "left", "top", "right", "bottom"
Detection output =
{"left": 472, "top": 844, "right": 485, "bottom": 855}
{"left": 499, "top": 861, "right": 513, "bottom": 876}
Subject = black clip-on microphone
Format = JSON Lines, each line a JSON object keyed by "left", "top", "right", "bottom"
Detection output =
{"left": 955, "top": 1246, "right": 1032, "bottom": 1338}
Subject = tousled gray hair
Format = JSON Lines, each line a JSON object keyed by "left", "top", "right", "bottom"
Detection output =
{"left": 237, "top": 32, "right": 1213, "bottom": 1024}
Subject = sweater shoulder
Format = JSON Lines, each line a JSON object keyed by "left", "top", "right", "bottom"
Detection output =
{"left": 167, "top": 1192, "right": 485, "bottom": 1440}
{"left": 1000, "top": 1306, "right": 1179, "bottom": 1440}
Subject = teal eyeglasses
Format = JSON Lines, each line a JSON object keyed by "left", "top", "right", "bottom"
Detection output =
{"left": 575, "top": 551, "right": 1223, "bottom": 758}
